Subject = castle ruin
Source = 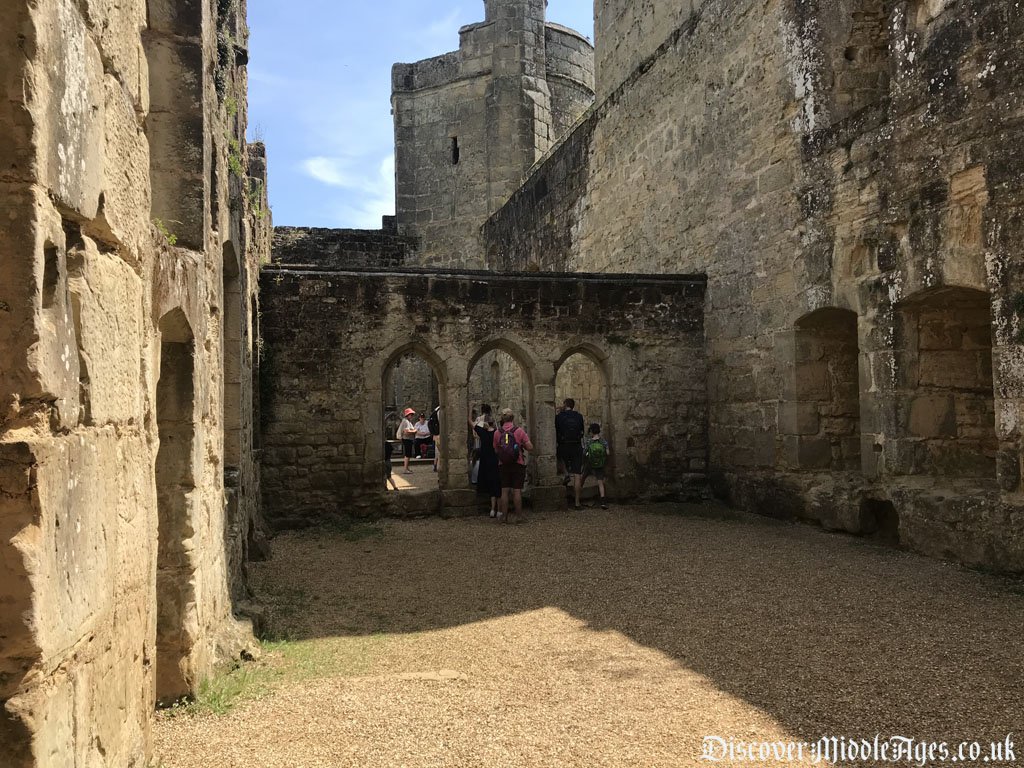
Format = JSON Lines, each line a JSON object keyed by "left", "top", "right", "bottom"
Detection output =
{"left": 262, "top": 0, "right": 1024, "bottom": 577}
{"left": 392, "top": 0, "right": 595, "bottom": 268}
{"left": 2, "top": 0, "right": 1024, "bottom": 764}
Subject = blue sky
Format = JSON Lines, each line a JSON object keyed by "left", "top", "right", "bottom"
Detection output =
{"left": 247, "top": 1, "right": 594, "bottom": 229}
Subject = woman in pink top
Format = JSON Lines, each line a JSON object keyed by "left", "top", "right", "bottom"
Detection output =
{"left": 493, "top": 409, "right": 533, "bottom": 523}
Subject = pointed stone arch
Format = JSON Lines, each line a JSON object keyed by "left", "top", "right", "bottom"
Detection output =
{"left": 468, "top": 335, "right": 541, "bottom": 433}
{"left": 555, "top": 343, "right": 612, "bottom": 440}
{"left": 375, "top": 340, "right": 451, "bottom": 501}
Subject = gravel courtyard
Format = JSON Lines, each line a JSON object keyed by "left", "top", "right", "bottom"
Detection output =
{"left": 154, "top": 504, "right": 1024, "bottom": 767}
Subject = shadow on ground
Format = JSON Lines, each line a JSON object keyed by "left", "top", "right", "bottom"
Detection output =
{"left": 252, "top": 503, "right": 1024, "bottom": 744}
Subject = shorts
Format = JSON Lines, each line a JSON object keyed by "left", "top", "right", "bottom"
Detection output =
{"left": 499, "top": 462, "right": 527, "bottom": 490}
{"left": 385, "top": 461, "right": 393, "bottom": 478}
{"left": 583, "top": 466, "right": 606, "bottom": 481}
{"left": 557, "top": 442, "right": 583, "bottom": 474}
{"left": 402, "top": 439, "right": 414, "bottom": 458}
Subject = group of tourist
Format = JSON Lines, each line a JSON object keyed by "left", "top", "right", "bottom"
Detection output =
{"left": 385, "top": 398, "right": 610, "bottom": 521}
{"left": 467, "top": 398, "right": 609, "bottom": 522}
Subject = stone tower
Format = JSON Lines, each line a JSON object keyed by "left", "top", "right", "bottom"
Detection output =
{"left": 392, "top": 0, "right": 594, "bottom": 268}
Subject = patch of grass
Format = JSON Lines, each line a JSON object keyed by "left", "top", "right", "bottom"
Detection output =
{"left": 160, "top": 658, "right": 277, "bottom": 719}
{"left": 160, "top": 633, "right": 393, "bottom": 721}
{"left": 247, "top": 178, "right": 266, "bottom": 220}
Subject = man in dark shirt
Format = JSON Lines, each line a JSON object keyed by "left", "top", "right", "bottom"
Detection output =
{"left": 555, "top": 398, "right": 586, "bottom": 509}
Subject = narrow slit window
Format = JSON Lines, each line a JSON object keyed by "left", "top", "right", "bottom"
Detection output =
{"left": 451, "top": 136, "right": 460, "bottom": 165}
{"left": 42, "top": 243, "right": 59, "bottom": 309}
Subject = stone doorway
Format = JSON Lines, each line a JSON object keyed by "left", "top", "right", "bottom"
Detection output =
{"left": 468, "top": 343, "right": 535, "bottom": 494}
{"left": 155, "top": 309, "right": 199, "bottom": 706}
{"left": 383, "top": 348, "right": 443, "bottom": 498}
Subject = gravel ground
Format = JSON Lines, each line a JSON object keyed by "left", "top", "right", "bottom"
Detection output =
{"left": 154, "top": 504, "right": 1024, "bottom": 767}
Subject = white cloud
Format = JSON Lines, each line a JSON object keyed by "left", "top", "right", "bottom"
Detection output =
{"left": 302, "top": 156, "right": 360, "bottom": 188}
{"left": 301, "top": 154, "right": 395, "bottom": 229}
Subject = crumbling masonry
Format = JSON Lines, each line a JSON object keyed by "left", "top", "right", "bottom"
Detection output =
{"left": 0, "top": 0, "right": 269, "bottom": 764}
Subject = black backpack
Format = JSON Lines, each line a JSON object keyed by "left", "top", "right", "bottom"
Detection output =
{"left": 556, "top": 410, "right": 584, "bottom": 443}
{"left": 428, "top": 410, "right": 440, "bottom": 436}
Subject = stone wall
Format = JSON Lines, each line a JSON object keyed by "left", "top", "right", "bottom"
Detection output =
{"left": 259, "top": 268, "right": 707, "bottom": 526}
{"left": 482, "top": 108, "right": 596, "bottom": 271}
{"left": 391, "top": 0, "right": 594, "bottom": 268}
{"left": 385, "top": 355, "right": 439, "bottom": 428}
{"left": 483, "top": 0, "right": 1024, "bottom": 573}
{"left": 0, "top": 0, "right": 267, "bottom": 764}
{"left": 593, "top": 0, "right": 708, "bottom": 98}
{"left": 468, "top": 350, "right": 530, "bottom": 425}
{"left": 272, "top": 226, "right": 418, "bottom": 270}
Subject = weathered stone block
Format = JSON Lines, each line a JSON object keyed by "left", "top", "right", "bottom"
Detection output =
{"left": 45, "top": 0, "right": 106, "bottom": 220}
{"left": 796, "top": 435, "right": 833, "bottom": 470}
{"left": 778, "top": 401, "right": 820, "bottom": 435}
{"left": 907, "top": 394, "right": 956, "bottom": 438}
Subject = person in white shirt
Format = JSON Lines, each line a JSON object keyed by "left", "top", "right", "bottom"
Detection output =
{"left": 414, "top": 412, "right": 433, "bottom": 461}
{"left": 396, "top": 408, "right": 417, "bottom": 473}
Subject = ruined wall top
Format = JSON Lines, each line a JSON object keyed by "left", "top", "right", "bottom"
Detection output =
{"left": 272, "top": 226, "right": 419, "bottom": 270}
